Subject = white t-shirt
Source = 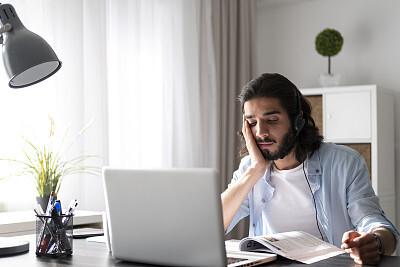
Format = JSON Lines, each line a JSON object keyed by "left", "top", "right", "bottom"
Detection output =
{"left": 261, "top": 163, "right": 324, "bottom": 239}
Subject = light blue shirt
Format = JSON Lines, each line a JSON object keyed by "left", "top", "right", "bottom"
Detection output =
{"left": 226, "top": 142, "right": 399, "bottom": 248}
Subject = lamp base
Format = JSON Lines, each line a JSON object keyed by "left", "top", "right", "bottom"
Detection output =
{"left": 0, "top": 237, "right": 29, "bottom": 256}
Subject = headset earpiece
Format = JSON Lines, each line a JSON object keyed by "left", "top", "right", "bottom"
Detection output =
{"left": 278, "top": 88, "right": 305, "bottom": 159}
{"left": 293, "top": 89, "right": 305, "bottom": 134}
{"left": 294, "top": 113, "right": 305, "bottom": 133}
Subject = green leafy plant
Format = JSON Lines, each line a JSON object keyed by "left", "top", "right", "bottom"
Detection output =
{"left": 315, "top": 28, "right": 343, "bottom": 74}
{"left": 1, "top": 116, "right": 100, "bottom": 197}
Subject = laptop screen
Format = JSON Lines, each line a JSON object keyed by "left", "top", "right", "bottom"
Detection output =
{"left": 103, "top": 167, "right": 227, "bottom": 267}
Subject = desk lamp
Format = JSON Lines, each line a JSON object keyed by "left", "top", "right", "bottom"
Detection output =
{"left": 0, "top": 2, "right": 61, "bottom": 88}
{"left": 0, "top": 2, "right": 61, "bottom": 255}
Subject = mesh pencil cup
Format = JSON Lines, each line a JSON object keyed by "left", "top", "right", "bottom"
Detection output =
{"left": 35, "top": 214, "right": 73, "bottom": 257}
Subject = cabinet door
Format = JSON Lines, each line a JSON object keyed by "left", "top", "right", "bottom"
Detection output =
{"left": 324, "top": 91, "right": 371, "bottom": 141}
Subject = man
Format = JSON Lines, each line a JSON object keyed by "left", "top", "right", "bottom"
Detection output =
{"left": 221, "top": 73, "right": 399, "bottom": 265}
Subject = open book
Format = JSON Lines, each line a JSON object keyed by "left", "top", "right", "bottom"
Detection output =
{"left": 227, "top": 231, "right": 344, "bottom": 264}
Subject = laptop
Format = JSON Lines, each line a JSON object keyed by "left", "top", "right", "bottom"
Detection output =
{"left": 102, "top": 167, "right": 276, "bottom": 267}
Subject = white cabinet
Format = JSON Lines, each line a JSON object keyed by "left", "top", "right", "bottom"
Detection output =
{"left": 300, "top": 85, "right": 396, "bottom": 224}
{"left": 325, "top": 91, "right": 371, "bottom": 141}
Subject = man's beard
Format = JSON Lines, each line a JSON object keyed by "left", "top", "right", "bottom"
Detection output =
{"left": 256, "top": 130, "right": 295, "bottom": 160}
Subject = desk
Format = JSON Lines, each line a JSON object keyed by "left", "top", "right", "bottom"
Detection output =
{"left": 1, "top": 234, "right": 400, "bottom": 266}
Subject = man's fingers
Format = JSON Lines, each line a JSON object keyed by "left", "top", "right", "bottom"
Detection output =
{"left": 345, "top": 235, "right": 363, "bottom": 248}
{"left": 242, "top": 116, "right": 252, "bottom": 139}
{"left": 348, "top": 252, "right": 358, "bottom": 260}
{"left": 343, "top": 248, "right": 353, "bottom": 254}
{"left": 242, "top": 120, "right": 252, "bottom": 146}
{"left": 342, "top": 232, "right": 381, "bottom": 265}
{"left": 349, "top": 251, "right": 380, "bottom": 265}
{"left": 342, "top": 231, "right": 360, "bottom": 244}
{"left": 346, "top": 233, "right": 375, "bottom": 249}
{"left": 346, "top": 240, "right": 374, "bottom": 258}
{"left": 347, "top": 246, "right": 380, "bottom": 265}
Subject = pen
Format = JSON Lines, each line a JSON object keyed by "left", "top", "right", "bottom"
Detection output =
{"left": 34, "top": 208, "right": 60, "bottom": 253}
{"left": 39, "top": 234, "right": 51, "bottom": 253}
{"left": 65, "top": 199, "right": 78, "bottom": 215}
{"left": 46, "top": 238, "right": 55, "bottom": 253}
{"left": 55, "top": 201, "right": 62, "bottom": 215}
{"left": 45, "top": 191, "right": 55, "bottom": 215}
{"left": 51, "top": 206, "right": 70, "bottom": 251}
{"left": 48, "top": 242, "right": 57, "bottom": 253}
{"left": 51, "top": 205, "right": 63, "bottom": 229}
{"left": 34, "top": 208, "right": 46, "bottom": 250}
{"left": 62, "top": 199, "right": 78, "bottom": 224}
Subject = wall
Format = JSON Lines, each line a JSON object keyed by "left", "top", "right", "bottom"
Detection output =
{"left": 256, "top": 0, "right": 400, "bottom": 229}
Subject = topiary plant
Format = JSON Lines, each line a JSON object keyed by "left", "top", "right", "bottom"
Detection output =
{"left": 315, "top": 28, "right": 343, "bottom": 75}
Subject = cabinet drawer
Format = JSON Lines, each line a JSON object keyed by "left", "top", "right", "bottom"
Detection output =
{"left": 324, "top": 91, "right": 371, "bottom": 141}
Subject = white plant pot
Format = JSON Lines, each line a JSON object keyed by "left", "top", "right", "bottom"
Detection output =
{"left": 319, "top": 73, "right": 341, "bottom": 87}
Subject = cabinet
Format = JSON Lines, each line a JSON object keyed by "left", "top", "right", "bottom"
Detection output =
{"left": 325, "top": 91, "right": 371, "bottom": 141}
{"left": 300, "top": 85, "right": 396, "bottom": 224}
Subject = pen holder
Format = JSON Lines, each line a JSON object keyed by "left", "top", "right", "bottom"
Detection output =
{"left": 35, "top": 214, "right": 73, "bottom": 257}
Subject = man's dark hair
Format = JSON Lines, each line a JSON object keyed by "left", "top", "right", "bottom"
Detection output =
{"left": 237, "top": 73, "right": 323, "bottom": 162}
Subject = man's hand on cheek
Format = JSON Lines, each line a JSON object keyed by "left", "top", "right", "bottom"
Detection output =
{"left": 242, "top": 115, "right": 269, "bottom": 169}
{"left": 341, "top": 231, "right": 380, "bottom": 265}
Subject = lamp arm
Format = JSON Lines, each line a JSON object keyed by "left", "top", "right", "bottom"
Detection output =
{"left": 0, "top": 23, "right": 12, "bottom": 44}
{"left": 0, "top": 23, "right": 12, "bottom": 34}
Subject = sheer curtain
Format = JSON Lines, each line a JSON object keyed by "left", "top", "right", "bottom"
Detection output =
{"left": 106, "top": 0, "right": 217, "bottom": 170}
{"left": 0, "top": 1, "right": 257, "bottom": 242}
{"left": 106, "top": 0, "right": 257, "bottom": 242}
{"left": 0, "top": 0, "right": 218, "bottom": 212}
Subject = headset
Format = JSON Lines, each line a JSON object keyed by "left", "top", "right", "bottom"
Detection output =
{"left": 278, "top": 88, "right": 305, "bottom": 160}
{"left": 292, "top": 88, "right": 306, "bottom": 137}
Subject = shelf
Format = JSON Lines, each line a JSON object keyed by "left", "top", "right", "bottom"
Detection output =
{"left": 325, "top": 139, "right": 372, "bottom": 144}
{"left": 301, "top": 84, "right": 377, "bottom": 95}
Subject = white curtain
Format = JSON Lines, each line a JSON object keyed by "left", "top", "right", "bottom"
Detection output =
{"left": 0, "top": 0, "right": 108, "bottom": 211}
{"left": 106, "top": 0, "right": 217, "bottom": 170}
{"left": 0, "top": 0, "right": 218, "bottom": 212}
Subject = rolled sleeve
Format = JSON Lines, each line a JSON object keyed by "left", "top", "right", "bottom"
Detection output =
{"left": 225, "top": 156, "right": 251, "bottom": 234}
{"left": 346, "top": 152, "right": 400, "bottom": 247}
{"left": 225, "top": 195, "right": 249, "bottom": 234}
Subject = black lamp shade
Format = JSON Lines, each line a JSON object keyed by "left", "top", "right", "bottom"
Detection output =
{"left": 0, "top": 3, "right": 61, "bottom": 88}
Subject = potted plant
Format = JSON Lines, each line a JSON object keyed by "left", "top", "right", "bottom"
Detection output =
{"left": 315, "top": 28, "right": 343, "bottom": 87}
{"left": 1, "top": 116, "right": 100, "bottom": 210}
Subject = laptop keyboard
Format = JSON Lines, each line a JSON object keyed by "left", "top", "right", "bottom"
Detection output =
{"left": 227, "top": 256, "right": 247, "bottom": 264}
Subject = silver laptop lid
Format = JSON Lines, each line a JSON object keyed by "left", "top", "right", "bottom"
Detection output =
{"left": 102, "top": 167, "right": 226, "bottom": 267}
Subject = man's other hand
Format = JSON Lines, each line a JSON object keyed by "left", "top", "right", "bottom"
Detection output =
{"left": 341, "top": 231, "right": 380, "bottom": 265}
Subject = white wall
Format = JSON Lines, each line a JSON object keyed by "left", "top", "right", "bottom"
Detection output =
{"left": 256, "top": 0, "right": 400, "bottom": 228}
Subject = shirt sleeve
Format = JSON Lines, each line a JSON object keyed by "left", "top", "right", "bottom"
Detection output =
{"left": 225, "top": 156, "right": 251, "bottom": 234}
{"left": 346, "top": 153, "right": 400, "bottom": 247}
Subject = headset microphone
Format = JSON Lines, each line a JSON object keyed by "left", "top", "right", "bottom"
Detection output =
{"left": 278, "top": 88, "right": 305, "bottom": 159}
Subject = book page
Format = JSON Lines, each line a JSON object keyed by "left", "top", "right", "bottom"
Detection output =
{"left": 240, "top": 231, "right": 344, "bottom": 264}
{"left": 225, "top": 239, "right": 241, "bottom": 252}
